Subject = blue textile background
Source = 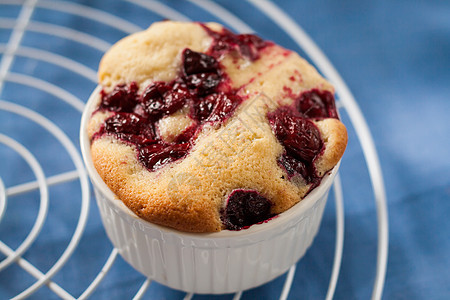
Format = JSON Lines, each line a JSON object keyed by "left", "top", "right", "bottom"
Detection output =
{"left": 0, "top": 0, "right": 448, "bottom": 299}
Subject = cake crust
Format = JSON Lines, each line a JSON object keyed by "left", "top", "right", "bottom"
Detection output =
{"left": 88, "top": 21, "right": 347, "bottom": 232}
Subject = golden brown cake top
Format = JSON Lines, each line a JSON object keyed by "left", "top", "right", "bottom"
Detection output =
{"left": 88, "top": 21, "right": 347, "bottom": 232}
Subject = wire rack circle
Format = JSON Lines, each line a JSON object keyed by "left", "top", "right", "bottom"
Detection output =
{"left": 0, "top": 0, "right": 388, "bottom": 299}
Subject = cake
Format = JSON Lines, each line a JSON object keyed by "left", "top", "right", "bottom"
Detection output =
{"left": 87, "top": 21, "right": 347, "bottom": 233}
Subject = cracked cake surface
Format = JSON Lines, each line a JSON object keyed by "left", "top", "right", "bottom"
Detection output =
{"left": 87, "top": 21, "right": 347, "bottom": 232}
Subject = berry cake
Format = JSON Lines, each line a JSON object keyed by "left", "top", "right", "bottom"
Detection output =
{"left": 87, "top": 21, "right": 347, "bottom": 233}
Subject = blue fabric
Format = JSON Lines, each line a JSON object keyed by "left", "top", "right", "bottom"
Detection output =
{"left": 0, "top": 0, "right": 448, "bottom": 299}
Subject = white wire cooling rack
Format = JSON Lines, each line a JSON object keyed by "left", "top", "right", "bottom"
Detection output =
{"left": 0, "top": 0, "right": 389, "bottom": 299}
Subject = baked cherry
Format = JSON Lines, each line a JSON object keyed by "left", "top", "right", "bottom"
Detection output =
{"left": 221, "top": 190, "right": 272, "bottom": 230}
{"left": 100, "top": 82, "right": 138, "bottom": 112}
{"left": 140, "top": 82, "right": 170, "bottom": 119}
{"left": 104, "top": 112, "right": 144, "bottom": 134}
{"left": 191, "top": 94, "right": 216, "bottom": 122}
{"left": 139, "top": 143, "right": 190, "bottom": 171}
{"left": 298, "top": 90, "right": 338, "bottom": 119}
{"left": 234, "top": 34, "right": 268, "bottom": 61}
{"left": 268, "top": 108, "right": 324, "bottom": 184}
{"left": 184, "top": 72, "right": 221, "bottom": 95}
{"left": 182, "top": 49, "right": 219, "bottom": 75}
{"left": 205, "top": 93, "right": 242, "bottom": 123}
{"left": 181, "top": 49, "right": 222, "bottom": 95}
{"left": 174, "top": 124, "right": 198, "bottom": 144}
{"left": 101, "top": 113, "right": 155, "bottom": 145}
{"left": 278, "top": 154, "right": 310, "bottom": 182}
{"left": 139, "top": 82, "right": 191, "bottom": 120}
{"left": 268, "top": 109, "right": 322, "bottom": 163}
{"left": 201, "top": 25, "right": 271, "bottom": 61}
{"left": 164, "top": 86, "right": 191, "bottom": 114}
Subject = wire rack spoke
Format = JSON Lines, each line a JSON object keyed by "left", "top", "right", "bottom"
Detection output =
{"left": 0, "top": 18, "right": 111, "bottom": 52}
{"left": 125, "top": 0, "right": 190, "bottom": 22}
{"left": 0, "top": 45, "right": 98, "bottom": 82}
{"left": 0, "top": 240, "right": 75, "bottom": 300}
{"left": 132, "top": 278, "right": 152, "bottom": 300}
{"left": 0, "top": 133, "right": 49, "bottom": 272}
{"left": 77, "top": 249, "right": 119, "bottom": 300}
{"left": 0, "top": 177, "right": 6, "bottom": 222}
{"left": 326, "top": 175, "right": 345, "bottom": 300}
{"left": 36, "top": 0, "right": 141, "bottom": 34}
{"left": 232, "top": 291, "right": 243, "bottom": 300}
{"left": 0, "top": 0, "right": 37, "bottom": 94}
{"left": 187, "top": 0, "right": 252, "bottom": 33}
{"left": 4, "top": 72, "right": 86, "bottom": 112}
{"left": 6, "top": 170, "right": 80, "bottom": 197}
{"left": 280, "top": 265, "right": 297, "bottom": 300}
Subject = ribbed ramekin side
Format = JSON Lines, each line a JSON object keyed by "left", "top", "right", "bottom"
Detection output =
{"left": 91, "top": 175, "right": 332, "bottom": 294}
{"left": 94, "top": 189, "right": 168, "bottom": 286}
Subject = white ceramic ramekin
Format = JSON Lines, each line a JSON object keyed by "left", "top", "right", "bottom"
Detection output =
{"left": 80, "top": 87, "right": 340, "bottom": 294}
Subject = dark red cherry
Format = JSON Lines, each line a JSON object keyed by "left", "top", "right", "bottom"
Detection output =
{"left": 222, "top": 190, "right": 272, "bottom": 230}
{"left": 298, "top": 90, "right": 338, "bottom": 119}
{"left": 182, "top": 48, "right": 219, "bottom": 75}
{"left": 181, "top": 48, "right": 222, "bottom": 95}
{"left": 235, "top": 34, "right": 267, "bottom": 61}
{"left": 174, "top": 124, "right": 198, "bottom": 144}
{"left": 184, "top": 72, "right": 221, "bottom": 95}
{"left": 191, "top": 94, "right": 216, "bottom": 122}
{"left": 164, "top": 86, "right": 191, "bottom": 114}
{"left": 268, "top": 109, "right": 322, "bottom": 163}
{"left": 103, "top": 113, "right": 155, "bottom": 145}
{"left": 205, "top": 93, "right": 242, "bottom": 123}
{"left": 140, "top": 82, "right": 170, "bottom": 119}
{"left": 100, "top": 82, "right": 139, "bottom": 112}
{"left": 278, "top": 154, "right": 310, "bottom": 182}
{"left": 104, "top": 112, "right": 144, "bottom": 134}
{"left": 140, "top": 82, "right": 190, "bottom": 119}
{"left": 138, "top": 143, "right": 190, "bottom": 171}
{"left": 114, "top": 133, "right": 156, "bottom": 146}
{"left": 201, "top": 25, "right": 270, "bottom": 61}
{"left": 283, "top": 120, "right": 322, "bottom": 162}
